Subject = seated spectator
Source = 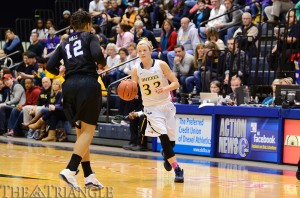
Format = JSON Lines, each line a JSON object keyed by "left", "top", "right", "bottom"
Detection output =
{"left": 167, "top": 17, "right": 200, "bottom": 69}
{"left": 173, "top": 45, "right": 195, "bottom": 93}
{"left": 137, "top": 7, "right": 153, "bottom": 31}
{"left": 0, "top": 74, "right": 26, "bottom": 135}
{"left": 133, "top": 20, "right": 158, "bottom": 50}
{"left": 201, "top": 42, "right": 226, "bottom": 92}
{"left": 109, "top": 48, "right": 128, "bottom": 91}
{"left": 153, "top": 19, "right": 177, "bottom": 62}
{"left": 205, "top": 27, "right": 226, "bottom": 50}
{"left": 0, "top": 49, "right": 13, "bottom": 68}
{"left": 271, "top": 10, "right": 299, "bottom": 78}
{"left": 218, "top": 0, "right": 243, "bottom": 41}
{"left": 16, "top": 51, "right": 39, "bottom": 86}
{"left": 106, "top": 43, "right": 120, "bottom": 87}
{"left": 166, "top": 1, "right": 190, "bottom": 30}
{"left": 43, "top": 26, "right": 60, "bottom": 59}
{"left": 31, "top": 19, "right": 48, "bottom": 41}
{"left": 91, "top": 24, "right": 108, "bottom": 46}
{"left": 190, "top": 0, "right": 211, "bottom": 29}
{"left": 45, "top": 19, "right": 54, "bottom": 29}
{"left": 6, "top": 78, "right": 41, "bottom": 137}
{"left": 224, "top": 38, "right": 247, "bottom": 85}
{"left": 106, "top": 0, "right": 124, "bottom": 37}
{"left": 57, "top": 10, "right": 71, "bottom": 36}
{"left": 3, "top": 29, "right": 24, "bottom": 63}
{"left": 199, "top": 0, "right": 226, "bottom": 42}
{"left": 28, "top": 32, "right": 44, "bottom": 58}
{"left": 116, "top": 24, "right": 134, "bottom": 50}
{"left": 28, "top": 79, "right": 64, "bottom": 142}
{"left": 261, "top": 78, "right": 281, "bottom": 105}
{"left": 186, "top": 43, "right": 206, "bottom": 94}
{"left": 121, "top": 2, "right": 138, "bottom": 28}
{"left": 233, "top": 12, "right": 259, "bottom": 59}
{"left": 89, "top": 0, "right": 105, "bottom": 19}
{"left": 124, "top": 42, "right": 140, "bottom": 75}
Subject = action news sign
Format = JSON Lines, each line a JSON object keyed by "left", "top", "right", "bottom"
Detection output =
{"left": 216, "top": 116, "right": 279, "bottom": 163}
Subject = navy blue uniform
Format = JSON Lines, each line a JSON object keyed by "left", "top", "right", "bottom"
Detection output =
{"left": 47, "top": 32, "right": 106, "bottom": 127}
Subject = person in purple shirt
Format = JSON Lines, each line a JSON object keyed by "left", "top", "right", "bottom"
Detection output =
{"left": 43, "top": 26, "right": 60, "bottom": 59}
{"left": 106, "top": 0, "right": 124, "bottom": 37}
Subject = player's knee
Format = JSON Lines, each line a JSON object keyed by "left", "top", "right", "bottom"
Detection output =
{"left": 159, "top": 134, "right": 175, "bottom": 159}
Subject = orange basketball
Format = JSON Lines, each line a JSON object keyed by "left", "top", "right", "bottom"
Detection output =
{"left": 117, "top": 79, "right": 138, "bottom": 101}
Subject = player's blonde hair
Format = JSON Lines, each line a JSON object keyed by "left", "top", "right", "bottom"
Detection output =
{"left": 137, "top": 38, "right": 153, "bottom": 50}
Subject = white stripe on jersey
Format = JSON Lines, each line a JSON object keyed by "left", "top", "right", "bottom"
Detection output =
{"left": 137, "top": 59, "right": 171, "bottom": 107}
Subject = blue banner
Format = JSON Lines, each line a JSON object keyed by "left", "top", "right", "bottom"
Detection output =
{"left": 157, "top": 114, "right": 213, "bottom": 156}
{"left": 216, "top": 116, "right": 279, "bottom": 162}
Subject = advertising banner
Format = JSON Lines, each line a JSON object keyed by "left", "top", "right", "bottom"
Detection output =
{"left": 157, "top": 114, "right": 212, "bottom": 156}
{"left": 283, "top": 119, "right": 300, "bottom": 164}
{"left": 216, "top": 116, "right": 279, "bottom": 162}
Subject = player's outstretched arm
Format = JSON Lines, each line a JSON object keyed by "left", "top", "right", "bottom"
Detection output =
{"left": 46, "top": 46, "right": 63, "bottom": 75}
{"left": 160, "top": 61, "right": 179, "bottom": 92}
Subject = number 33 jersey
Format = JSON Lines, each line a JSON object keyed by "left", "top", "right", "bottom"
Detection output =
{"left": 137, "top": 59, "right": 171, "bottom": 107}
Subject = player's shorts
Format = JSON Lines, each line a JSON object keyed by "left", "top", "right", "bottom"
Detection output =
{"left": 62, "top": 74, "right": 101, "bottom": 127}
{"left": 144, "top": 102, "right": 176, "bottom": 141}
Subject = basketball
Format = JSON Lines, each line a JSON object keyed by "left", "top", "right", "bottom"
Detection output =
{"left": 117, "top": 79, "right": 138, "bottom": 101}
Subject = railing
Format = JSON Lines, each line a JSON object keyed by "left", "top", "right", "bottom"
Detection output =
{"left": 15, "top": 18, "right": 34, "bottom": 44}
{"left": 34, "top": 9, "right": 55, "bottom": 22}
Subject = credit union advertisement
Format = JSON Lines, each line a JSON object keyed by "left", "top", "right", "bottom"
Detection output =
{"left": 157, "top": 114, "right": 212, "bottom": 156}
{"left": 216, "top": 116, "right": 279, "bottom": 162}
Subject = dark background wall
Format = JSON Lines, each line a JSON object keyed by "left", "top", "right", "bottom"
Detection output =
{"left": 1, "top": 0, "right": 56, "bottom": 28}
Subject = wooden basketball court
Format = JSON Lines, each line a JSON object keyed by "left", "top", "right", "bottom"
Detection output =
{"left": 0, "top": 137, "right": 299, "bottom": 198}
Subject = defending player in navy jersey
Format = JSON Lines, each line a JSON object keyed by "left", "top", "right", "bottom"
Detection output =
{"left": 47, "top": 10, "right": 106, "bottom": 191}
{"left": 131, "top": 38, "right": 184, "bottom": 183}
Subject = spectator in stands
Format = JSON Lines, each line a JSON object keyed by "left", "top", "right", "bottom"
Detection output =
{"left": 166, "top": 1, "right": 190, "bottom": 30}
{"left": 201, "top": 42, "right": 226, "bottom": 92}
{"left": 272, "top": 10, "right": 299, "bottom": 78}
{"left": 186, "top": 43, "right": 206, "bottom": 94}
{"left": 45, "top": 19, "right": 55, "bottom": 29}
{"left": 0, "top": 49, "right": 13, "bottom": 68}
{"left": 167, "top": 17, "right": 200, "bottom": 69}
{"left": 280, "top": 77, "right": 294, "bottom": 85}
{"left": 102, "top": 0, "right": 110, "bottom": 12}
{"left": 153, "top": 19, "right": 177, "bottom": 62}
{"left": 6, "top": 78, "right": 41, "bottom": 137}
{"left": 91, "top": 24, "right": 108, "bottom": 46}
{"left": 124, "top": 42, "right": 140, "bottom": 75}
{"left": 21, "top": 77, "right": 51, "bottom": 135}
{"left": 3, "top": 29, "right": 24, "bottom": 63}
{"left": 106, "top": 0, "right": 124, "bottom": 38}
{"left": 264, "top": 0, "right": 295, "bottom": 23}
{"left": 58, "top": 10, "right": 71, "bottom": 35}
{"left": 173, "top": 45, "right": 195, "bottom": 93}
{"left": 199, "top": 0, "right": 226, "bottom": 42}
{"left": 133, "top": 20, "right": 158, "bottom": 50}
{"left": 31, "top": 19, "right": 48, "bottom": 41}
{"left": 29, "top": 79, "right": 63, "bottom": 142}
{"left": 138, "top": 7, "right": 153, "bottom": 31}
{"left": 16, "top": 51, "right": 39, "bottom": 85}
{"left": 109, "top": 48, "right": 128, "bottom": 88}
{"left": 0, "top": 79, "right": 9, "bottom": 103}
{"left": 0, "top": 74, "right": 26, "bottom": 136}
{"left": 89, "top": 0, "right": 105, "bottom": 17}
{"left": 233, "top": 12, "right": 259, "bottom": 59}
{"left": 218, "top": 0, "right": 243, "bottom": 41}
{"left": 43, "top": 26, "right": 60, "bottom": 59}
{"left": 261, "top": 78, "right": 280, "bottom": 105}
{"left": 190, "top": 0, "right": 211, "bottom": 29}
{"left": 28, "top": 32, "right": 44, "bottom": 58}
{"left": 0, "top": 67, "right": 13, "bottom": 79}
{"left": 205, "top": 27, "right": 226, "bottom": 50}
{"left": 106, "top": 43, "right": 120, "bottom": 89}
{"left": 121, "top": 2, "right": 138, "bottom": 28}
{"left": 116, "top": 24, "right": 134, "bottom": 50}
{"left": 224, "top": 38, "right": 247, "bottom": 85}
